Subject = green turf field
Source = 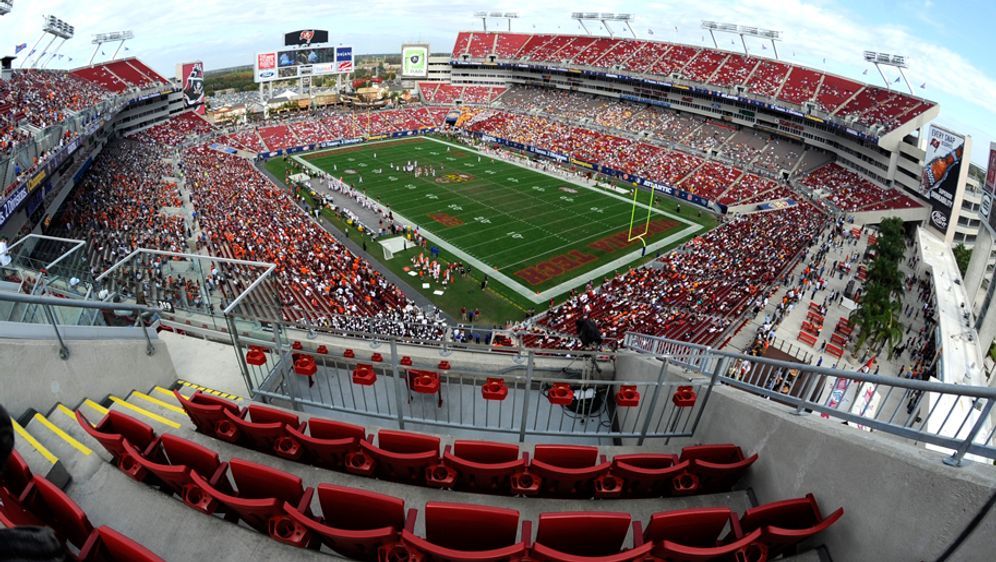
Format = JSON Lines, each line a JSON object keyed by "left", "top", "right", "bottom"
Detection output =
{"left": 296, "top": 136, "right": 711, "bottom": 303}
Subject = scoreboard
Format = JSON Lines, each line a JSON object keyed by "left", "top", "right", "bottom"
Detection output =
{"left": 255, "top": 45, "right": 353, "bottom": 82}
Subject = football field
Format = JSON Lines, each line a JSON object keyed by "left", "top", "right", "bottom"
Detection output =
{"left": 297, "top": 136, "right": 710, "bottom": 303}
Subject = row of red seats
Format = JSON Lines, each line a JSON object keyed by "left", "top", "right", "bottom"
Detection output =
{"left": 0, "top": 450, "right": 162, "bottom": 561}
{"left": 74, "top": 406, "right": 841, "bottom": 561}
{"left": 164, "top": 391, "right": 757, "bottom": 499}
{"left": 449, "top": 31, "right": 934, "bottom": 131}
{"left": 800, "top": 163, "right": 924, "bottom": 212}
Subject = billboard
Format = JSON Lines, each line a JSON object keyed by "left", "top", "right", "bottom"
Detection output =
{"left": 284, "top": 29, "right": 329, "bottom": 47}
{"left": 178, "top": 61, "right": 205, "bottom": 115}
{"left": 982, "top": 142, "right": 996, "bottom": 234}
{"left": 255, "top": 46, "right": 353, "bottom": 82}
{"left": 402, "top": 44, "right": 429, "bottom": 78}
{"left": 920, "top": 125, "right": 964, "bottom": 234}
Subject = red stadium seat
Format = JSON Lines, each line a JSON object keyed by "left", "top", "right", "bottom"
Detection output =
{"left": 173, "top": 390, "right": 243, "bottom": 442}
{"left": 525, "top": 444, "right": 611, "bottom": 498}
{"left": 282, "top": 483, "right": 407, "bottom": 561}
{"left": 643, "top": 507, "right": 767, "bottom": 561}
{"left": 188, "top": 458, "right": 314, "bottom": 547}
{"left": 0, "top": 450, "right": 33, "bottom": 496}
{"left": 79, "top": 526, "right": 165, "bottom": 562}
{"left": 399, "top": 502, "right": 529, "bottom": 561}
{"left": 679, "top": 444, "right": 757, "bottom": 492}
{"left": 350, "top": 429, "right": 440, "bottom": 484}
{"left": 121, "top": 434, "right": 230, "bottom": 514}
{"left": 437, "top": 440, "right": 525, "bottom": 494}
{"left": 604, "top": 453, "right": 688, "bottom": 498}
{"left": 76, "top": 409, "right": 156, "bottom": 479}
{"left": 284, "top": 417, "right": 367, "bottom": 470}
{"left": 222, "top": 404, "right": 306, "bottom": 458}
{"left": 18, "top": 475, "right": 94, "bottom": 549}
{"left": 531, "top": 511, "right": 654, "bottom": 561}
{"left": 739, "top": 494, "right": 843, "bottom": 557}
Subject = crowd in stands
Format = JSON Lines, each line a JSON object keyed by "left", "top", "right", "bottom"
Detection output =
{"left": 419, "top": 83, "right": 507, "bottom": 105}
{"left": 801, "top": 163, "right": 923, "bottom": 212}
{"left": 134, "top": 112, "right": 215, "bottom": 147}
{"left": 536, "top": 203, "right": 828, "bottom": 347}
{"left": 451, "top": 31, "right": 935, "bottom": 131}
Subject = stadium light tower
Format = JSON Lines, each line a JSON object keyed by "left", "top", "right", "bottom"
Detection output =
{"left": 572, "top": 12, "right": 636, "bottom": 38}
{"left": 0, "top": 1, "right": 14, "bottom": 16}
{"left": 863, "top": 51, "right": 913, "bottom": 94}
{"left": 474, "top": 11, "right": 518, "bottom": 32}
{"left": 21, "top": 15, "right": 74, "bottom": 68}
{"left": 701, "top": 21, "right": 781, "bottom": 58}
{"left": 89, "top": 31, "right": 135, "bottom": 65}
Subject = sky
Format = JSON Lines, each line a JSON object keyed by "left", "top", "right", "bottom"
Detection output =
{"left": 2, "top": 0, "right": 994, "bottom": 165}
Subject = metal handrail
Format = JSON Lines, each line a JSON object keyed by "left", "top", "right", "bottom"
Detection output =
{"left": 622, "top": 331, "right": 996, "bottom": 466}
{"left": 0, "top": 291, "right": 160, "bottom": 359}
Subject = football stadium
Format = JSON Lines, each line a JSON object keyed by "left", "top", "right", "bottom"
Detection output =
{"left": 1, "top": 2, "right": 995, "bottom": 561}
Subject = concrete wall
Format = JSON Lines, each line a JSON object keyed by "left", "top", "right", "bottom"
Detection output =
{"left": 694, "top": 383, "right": 996, "bottom": 561}
{"left": 0, "top": 338, "right": 177, "bottom": 418}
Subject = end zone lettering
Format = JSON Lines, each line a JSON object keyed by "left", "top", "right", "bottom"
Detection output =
{"left": 515, "top": 249, "right": 597, "bottom": 286}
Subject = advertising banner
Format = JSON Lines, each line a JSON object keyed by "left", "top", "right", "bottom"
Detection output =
{"left": 982, "top": 142, "right": 996, "bottom": 234}
{"left": 256, "top": 46, "right": 352, "bottom": 82}
{"left": 402, "top": 45, "right": 429, "bottom": 78}
{"left": 920, "top": 126, "right": 964, "bottom": 234}
{"left": 179, "top": 61, "right": 205, "bottom": 115}
{"left": 255, "top": 52, "right": 277, "bottom": 81}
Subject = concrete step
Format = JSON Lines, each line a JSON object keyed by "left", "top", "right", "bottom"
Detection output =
{"left": 47, "top": 403, "right": 115, "bottom": 466}
{"left": 9, "top": 417, "right": 70, "bottom": 488}
{"left": 24, "top": 412, "right": 103, "bottom": 482}
{"left": 122, "top": 389, "right": 190, "bottom": 426}
{"left": 63, "top": 458, "right": 340, "bottom": 562}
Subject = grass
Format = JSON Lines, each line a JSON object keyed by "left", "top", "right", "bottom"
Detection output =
{"left": 262, "top": 136, "right": 717, "bottom": 324}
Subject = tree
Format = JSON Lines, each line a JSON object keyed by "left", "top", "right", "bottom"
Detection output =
{"left": 953, "top": 244, "right": 972, "bottom": 276}
{"left": 850, "top": 217, "right": 908, "bottom": 357}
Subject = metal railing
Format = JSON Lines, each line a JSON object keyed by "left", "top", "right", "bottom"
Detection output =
{"left": 0, "top": 291, "right": 160, "bottom": 359}
{"left": 231, "top": 324, "right": 719, "bottom": 443}
{"left": 623, "top": 332, "right": 996, "bottom": 466}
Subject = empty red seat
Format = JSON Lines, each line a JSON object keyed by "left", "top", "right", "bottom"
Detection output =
{"left": 436, "top": 440, "right": 525, "bottom": 494}
{"left": 78, "top": 525, "right": 165, "bottom": 562}
{"left": 643, "top": 507, "right": 766, "bottom": 561}
{"left": 17, "top": 475, "right": 94, "bottom": 550}
{"left": 602, "top": 453, "right": 688, "bottom": 498}
{"left": 739, "top": 494, "right": 843, "bottom": 557}
{"left": 76, "top": 410, "right": 156, "bottom": 478}
{"left": 350, "top": 429, "right": 440, "bottom": 484}
{"left": 283, "top": 483, "right": 407, "bottom": 561}
{"left": 122, "top": 434, "right": 230, "bottom": 513}
{"left": 531, "top": 511, "right": 653, "bottom": 561}
{"left": 284, "top": 417, "right": 367, "bottom": 470}
{"left": 679, "top": 444, "right": 757, "bottom": 492}
{"left": 188, "top": 457, "right": 314, "bottom": 547}
{"left": 525, "top": 445, "right": 610, "bottom": 498}
{"left": 399, "top": 502, "right": 528, "bottom": 561}
{"left": 173, "top": 390, "right": 243, "bottom": 441}
{"left": 222, "top": 404, "right": 306, "bottom": 458}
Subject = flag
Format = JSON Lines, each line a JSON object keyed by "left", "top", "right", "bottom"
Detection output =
{"left": 762, "top": 44, "right": 767, "bottom": 50}
{"left": 648, "top": 28, "right": 654, "bottom": 35}
{"left": 862, "top": 68, "right": 868, "bottom": 75}
{"left": 674, "top": 25, "right": 678, "bottom": 32}
{"left": 28, "top": 49, "right": 35, "bottom": 56}
{"left": 920, "top": 82, "right": 926, "bottom": 89}
{"left": 125, "top": 47, "right": 130, "bottom": 51}
{"left": 822, "top": 58, "right": 826, "bottom": 63}
{"left": 14, "top": 43, "right": 26, "bottom": 54}
{"left": 894, "top": 76, "right": 901, "bottom": 83}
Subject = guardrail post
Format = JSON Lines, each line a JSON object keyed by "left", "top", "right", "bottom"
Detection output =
{"left": 42, "top": 304, "right": 69, "bottom": 360}
{"left": 638, "top": 358, "right": 669, "bottom": 445}
{"left": 517, "top": 351, "right": 535, "bottom": 443}
{"left": 225, "top": 314, "right": 255, "bottom": 396}
{"left": 687, "top": 354, "right": 728, "bottom": 436}
{"left": 942, "top": 398, "right": 995, "bottom": 467}
{"left": 390, "top": 339, "right": 407, "bottom": 430}
{"left": 792, "top": 371, "right": 819, "bottom": 416}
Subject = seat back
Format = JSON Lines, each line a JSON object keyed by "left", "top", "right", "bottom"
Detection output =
{"left": 377, "top": 429, "right": 440, "bottom": 455}
{"left": 535, "top": 511, "right": 630, "bottom": 556}
{"left": 223, "top": 408, "right": 285, "bottom": 451}
{"left": 423, "top": 502, "right": 519, "bottom": 552}
{"left": 611, "top": 454, "right": 684, "bottom": 498}
{"left": 317, "top": 483, "right": 406, "bottom": 531}
{"left": 643, "top": 507, "right": 736, "bottom": 547}
{"left": 229, "top": 458, "right": 303, "bottom": 503}
{"left": 76, "top": 410, "right": 155, "bottom": 463}
{"left": 80, "top": 526, "right": 165, "bottom": 562}
{"left": 21, "top": 475, "right": 94, "bottom": 549}
{"left": 741, "top": 495, "right": 820, "bottom": 533}
{"left": 247, "top": 404, "right": 300, "bottom": 427}
{"left": 1, "top": 450, "right": 33, "bottom": 496}
{"left": 308, "top": 418, "right": 366, "bottom": 441}
{"left": 681, "top": 444, "right": 756, "bottom": 492}
{"left": 452, "top": 440, "right": 519, "bottom": 464}
{"left": 679, "top": 444, "right": 743, "bottom": 464}
{"left": 159, "top": 434, "right": 222, "bottom": 479}
{"left": 533, "top": 444, "right": 598, "bottom": 468}
{"left": 286, "top": 422, "right": 361, "bottom": 470}
{"left": 173, "top": 390, "right": 241, "bottom": 437}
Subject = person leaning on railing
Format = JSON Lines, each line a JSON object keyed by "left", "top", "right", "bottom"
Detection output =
{"left": 0, "top": 403, "right": 64, "bottom": 561}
